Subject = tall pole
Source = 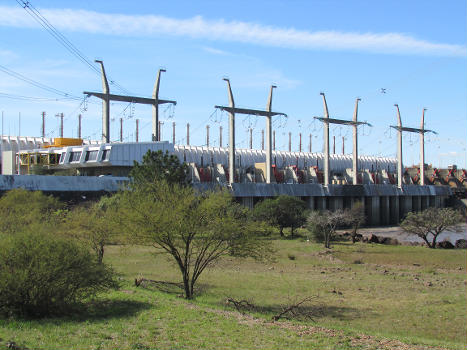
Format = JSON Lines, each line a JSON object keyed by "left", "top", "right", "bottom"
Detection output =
{"left": 158, "top": 121, "right": 164, "bottom": 141}
{"left": 321, "top": 93, "right": 330, "bottom": 186}
{"left": 420, "top": 108, "right": 427, "bottom": 186}
{"left": 342, "top": 136, "right": 345, "bottom": 154}
{"left": 299, "top": 133, "right": 302, "bottom": 152}
{"left": 78, "top": 114, "right": 82, "bottom": 139}
{"left": 187, "top": 123, "right": 190, "bottom": 145}
{"left": 395, "top": 104, "right": 403, "bottom": 188}
{"left": 309, "top": 134, "right": 312, "bottom": 153}
{"left": 136, "top": 119, "right": 139, "bottom": 142}
{"left": 224, "top": 78, "right": 235, "bottom": 184}
{"left": 120, "top": 118, "right": 123, "bottom": 142}
{"left": 249, "top": 128, "right": 253, "bottom": 149}
{"left": 18, "top": 112, "right": 21, "bottom": 175}
{"left": 95, "top": 60, "right": 110, "bottom": 143}
{"left": 60, "top": 113, "right": 64, "bottom": 138}
{"left": 172, "top": 121, "right": 176, "bottom": 144}
{"left": 333, "top": 135, "right": 336, "bottom": 154}
{"left": 352, "top": 98, "right": 360, "bottom": 185}
{"left": 265, "top": 85, "right": 275, "bottom": 183}
{"left": 288, "top": 132, "right": 291, "bottom": 152}
{"left": 206, "top": 125, "right": 210, "bottom": 147}
{"left": 152, "top": 69, "right": 166, "bottom": 141}
{"left": 219, "top": 126, "right": 223, "bottom": 147}
{"left": 273, "top": 130, "right": 276, "bottom": 151}
{"left": 41, "top": 111, "right": 46, "bottom": 138}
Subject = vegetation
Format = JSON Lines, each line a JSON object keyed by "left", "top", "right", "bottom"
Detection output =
{"left": 129, "top": 149, "right": 188, "bottom": 186}
{"left": 253, "top": 195, "right": 308, "bottom": 237}
{"left": 0, "top": 231, "right": 118, "bottom": 317}
{"left": 307, "top": 210, "right": 350, "bottom": 248}
{"left": 0, "top": 240, "right": 464, "bottom": 349}
{"left": 119, "top": 182, "right": 271, "bottom": 299}
{"left": 67, "top": 195, "right": 122, "bottom": 264}
{"left": 0, "top": 188, "right": 64, "bottom": 235}
{"left": 348, "top": 202, "right": 365, "bottom": 243}
{"left": 401, "top": 207, "right": 463, "bottom": 248}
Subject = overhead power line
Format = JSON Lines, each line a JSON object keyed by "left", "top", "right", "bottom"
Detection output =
{"left": 0, "top": 91, "right": 77, "bottom": 101}
{"left": 0, "top": 64, "right": 81, "bottom": 100}
{"left": 16, "top": 0, "right": 132, "bottom": 95}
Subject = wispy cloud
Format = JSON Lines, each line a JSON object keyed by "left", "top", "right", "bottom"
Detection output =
{"left": 202, "top": 47, "right": 231, "bottom": 56}
{"left": 0, "top": 6, "right": 465, "bottom": 57}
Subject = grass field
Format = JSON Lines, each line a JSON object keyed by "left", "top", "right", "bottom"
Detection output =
{"left": 1, "top": 237, "right": 466, "bottom": 350}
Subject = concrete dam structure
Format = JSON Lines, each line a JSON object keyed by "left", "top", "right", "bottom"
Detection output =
{"left": 0, "top": 61, "right": 463, "bottom": 226}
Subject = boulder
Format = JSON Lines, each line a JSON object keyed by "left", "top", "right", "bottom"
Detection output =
{"left": 437, "top": 240, "right": 454, "bottom": 249}
{"left": 379, "top": 237, "right": 400, "bottom": 245}
{"left": 455, "top": 239, "right": 467, "bottom": 249}
{"left": 368, "top": 234, "right": 379, "bottom": 243}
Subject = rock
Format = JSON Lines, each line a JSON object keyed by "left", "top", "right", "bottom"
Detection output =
{"left": 362, "top": 236, "right": 368, "bottom": 243}
{"left": 455, "top": 239, "right": 467, "bottom": 249}
{"left": 354, "top": 233, "right": 363, "bottom": 242}
{"left": 368, "top": 234, "right": 379, "bottom": 243}
{"left": 378, "top": 237, "right": 400, "bottom": 245}
{"left": 437, "top": 240, "right": 454, "bottom": 249}
{"left": 424, "top": 281, "right": 433, "bottom": 287}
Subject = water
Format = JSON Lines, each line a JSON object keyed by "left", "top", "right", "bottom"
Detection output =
{"left": 355, "top": 223, "right": 467, "bottom": 244}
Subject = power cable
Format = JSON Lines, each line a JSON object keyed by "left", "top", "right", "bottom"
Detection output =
{"left": 0, "top": 64, "right": 82, "bottom": 100}
{"left": 16, "top": 0, "right": 132, "bottom": 95}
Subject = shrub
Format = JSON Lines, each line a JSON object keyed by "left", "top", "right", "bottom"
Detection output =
{"left": 0, "top": 231, "right": 118, "bottom": 317}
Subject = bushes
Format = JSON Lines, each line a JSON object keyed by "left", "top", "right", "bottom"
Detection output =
{"left": 0, "top": 231, "right": 118, "bottom": 317}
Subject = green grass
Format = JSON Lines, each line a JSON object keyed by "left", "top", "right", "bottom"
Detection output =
{"left": 1, "top": 238, "right": 466, "bottom": 350}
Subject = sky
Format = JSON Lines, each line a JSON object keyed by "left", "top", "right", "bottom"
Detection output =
{"left": 0, "top": 0, "right": 465, "bottom": 168}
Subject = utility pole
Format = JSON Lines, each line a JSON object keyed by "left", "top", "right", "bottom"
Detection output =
{"left": 309, "top": 134, "right": 312, "bottom": 153}
{"left": 78, "top": 114, "right": 82, "bottom": 139}
{"left": 136, "top": 119, "right": 139, "bottom": 142}
{"left": 342, "top": 136, "right": 345, "bottom": 154}
{"left": 215, "top": 81, "right": 285, "bottom": 184}
{"left": 55, "top": 113, "right": 64, "bottom": 138}
{"left": 314, "top": 95, "right": 369, "bottom": 186}
{"left": 288, "top": 132, "right": 291, "bottom": 152}
{"left": 299, "top": 132, "right": 302, "bottom": 152}
{"left": 41, "top": 111, "right": 46, "bottom": 138}
{"left": 158, "top": 121, "right": 164, "bottom": 141}
{"left": 84, "top": 62, "right": 176, "bottom": 143}
{"left": 219, "top": 126, "right": 223, "bottom": 147}
{"left": 249, "top": 128, "right": 253, "bottom": 149}
{"left": 18, "top": 112, "right": 21, "bottom": 175}
{"left": 206, "top": 125, "right": 210, "bottom": 147}
{"left": 391, "top": 106, "right": 435, "bottom": 187}
{"left": 120, "top": 118, "right": 123, "bottom": 142}
{"left": 333, "top": 135, "right": 336, "bottom": 154}
{"left": 273, "top": 130, "right": 275, "bottom": 151}
{"left": 172, "top": 122, "right": 176, "bottom": 144}
{"left": 186, "top": 123, "right": 190, "bottom": 145}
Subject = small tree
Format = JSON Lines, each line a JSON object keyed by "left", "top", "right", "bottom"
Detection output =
{"left": 307, "top": 210, "right": 350, "bottom": 248}
{"left": 253, "top": 195, "right": 307, "bottom": 237}
{"left": 348, "top": 202, "right": 365, "bottom": 243}
{"left": 120, "top": 182, "right": 271, "bottom": 299}
{"left": 0, "top": 189, "right": 64, "bottom": 235}
{"left": 67, "top": 195, "right": 122, "bottom": 264}
{"left": 400, "top": 207, "right": 463, "bottom": 248}
{"left": 129, "top": 150, "right": 188, "bottom": 186}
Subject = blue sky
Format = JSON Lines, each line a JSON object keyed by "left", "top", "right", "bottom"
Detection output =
{"left": 0, "top": 0, "right": 465, "bottom": 168}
